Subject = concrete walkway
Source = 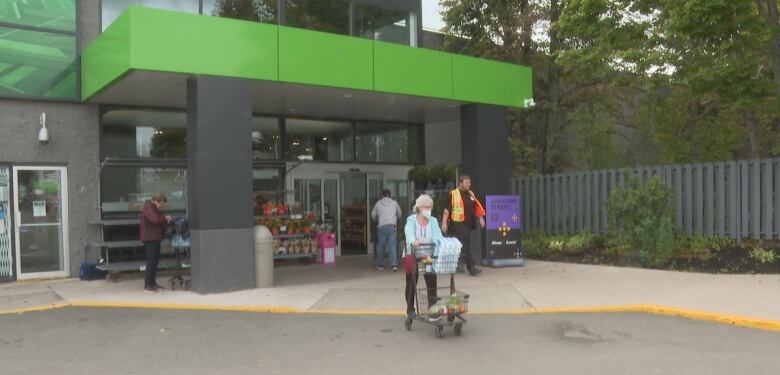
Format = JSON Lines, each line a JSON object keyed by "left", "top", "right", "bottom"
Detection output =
{"left": 2, "top": 257, "right": 779, "bottom": 328}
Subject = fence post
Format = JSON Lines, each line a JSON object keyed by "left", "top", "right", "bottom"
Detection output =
{"left": 716, "top": 162, "right": 725, "bottom": 237}
{"left": 763, "top": 159, "right": 773, "bottom": 240}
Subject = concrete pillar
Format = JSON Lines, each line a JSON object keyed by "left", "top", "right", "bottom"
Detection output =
{"left": 187, "top": 75, "right": 255, "bottom": 293}
{"left": 460, "top": 104, "right": 511, "bottom": 262}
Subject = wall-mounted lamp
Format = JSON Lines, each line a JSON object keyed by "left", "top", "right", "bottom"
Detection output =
{"left": 38, "top": 113, "right": 50, "bottom": 145}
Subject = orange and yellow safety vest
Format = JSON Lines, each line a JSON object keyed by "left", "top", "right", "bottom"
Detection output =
{"left": 450, "top": 189, "right": 486, "bottom": 222}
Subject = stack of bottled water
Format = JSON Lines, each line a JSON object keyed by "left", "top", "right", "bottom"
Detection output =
{"left": 433, "top": 237, "right": 462, "bottom": 274}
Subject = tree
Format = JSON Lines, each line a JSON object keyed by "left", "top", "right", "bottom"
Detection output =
{"left": 439, "top": 0, "right": 780, "bottom": 174}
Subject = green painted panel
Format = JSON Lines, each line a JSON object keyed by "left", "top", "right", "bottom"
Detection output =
{"left": 0, "top": 0, "right": 76, "bottom": 32}
{"left": 129, "top": 7, "right": 278, "bottom": 81}
{"left": 452, "top": 54, "right": 532, "bottom": 108}
{"left": 373, "top": 41, "right": 452, "bottom": 99}
{"left": 81, "top": 10, "right": 131, "bottom": 100}
{"left": 278, "top": 25, "right": 373, "bottom": 90}
{"left": 82, "top": 7, "right": 533, "bottom": 107}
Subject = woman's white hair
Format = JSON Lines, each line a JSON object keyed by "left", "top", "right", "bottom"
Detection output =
{"left": 413, "top": 194, "right": 434, "bottom": 213}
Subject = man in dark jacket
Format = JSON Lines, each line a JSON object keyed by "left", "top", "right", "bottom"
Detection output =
{"left": 140, "top": 193, "right": 171, "bottom": 292}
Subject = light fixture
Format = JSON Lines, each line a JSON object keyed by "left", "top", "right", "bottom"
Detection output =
{"left": 37, "top": 113, "right": 49, "bottom": 145}
{"left": 322, "top": 137, "right": 328, "bottom": 141}
{"left": 524, "top": 98, "right": 536, "bottom": 108}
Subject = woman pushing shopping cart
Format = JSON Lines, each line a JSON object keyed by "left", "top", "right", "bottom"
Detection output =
{"left": 402, "top": 194, "right": 469, "bottom": 338}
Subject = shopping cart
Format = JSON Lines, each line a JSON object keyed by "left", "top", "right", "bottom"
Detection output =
{"left": 404, "top": 242, "right": 469, "bottom": 338}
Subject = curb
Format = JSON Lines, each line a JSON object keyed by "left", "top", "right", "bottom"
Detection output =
{"left": 2, "top": 301, "right": 779, "bottom": 333}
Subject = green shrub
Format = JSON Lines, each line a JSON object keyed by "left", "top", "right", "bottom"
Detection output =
{"left": 548, "top": 238, "right": 566, "bottom": 252}
{"left": 566, "top": 232, "right": 594, "bottom": 251}
{"left": 607, "top": 176, "right": 676, "bottom": 267}
{"left": 749, "top": 245, "right": 776, "bottom": 264}
{"left": 521, "top": 229, "right": 549, "bottom": 257}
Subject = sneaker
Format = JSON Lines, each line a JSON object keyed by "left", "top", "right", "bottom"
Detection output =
{"left": 143, "top": 287, "right": 158, "bottom": 293}
{"left": 392, "top": 266, "right": 398, "bottom": 272}
{"left": 469, "top": 267, "right": 482, "bottom": 276}
{"left": 154, "top": 283, "right": 166, "bottom": 290}
{"left": 376, "top": 266, "right": 385, "bottom": 271}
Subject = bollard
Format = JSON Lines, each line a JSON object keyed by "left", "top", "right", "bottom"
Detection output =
{"left": 254, "top": 225, "right": 274, "bottom": 288}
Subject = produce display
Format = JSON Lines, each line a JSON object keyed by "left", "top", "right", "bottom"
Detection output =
{"left": 428, "top": 293, "right": 468, "bottom": 316}
{"left": 273, "top": 239, "right": 318, "bottom": 255}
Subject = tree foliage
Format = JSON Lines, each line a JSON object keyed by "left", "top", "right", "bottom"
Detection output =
{"left": 440, "top": 0, "right": 780, "bottom": 173}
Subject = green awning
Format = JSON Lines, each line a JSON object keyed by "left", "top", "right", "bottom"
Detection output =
{"left": 82, "top": 7, "right": 532, "bottom": 109}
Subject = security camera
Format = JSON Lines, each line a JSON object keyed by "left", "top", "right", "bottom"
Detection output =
{"left": 38, "top": 113, "right": 49, "bottom": 145}
{"left": 523, "top": 98, "right": 536, "bottom": 108}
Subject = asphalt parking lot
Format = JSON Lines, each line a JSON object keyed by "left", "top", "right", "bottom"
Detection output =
{"left": 1, "top": 307, "right": 778, "bottom": 375}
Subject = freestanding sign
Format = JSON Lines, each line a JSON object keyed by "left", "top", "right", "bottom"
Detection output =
{"left": 483, "top": 195, "right": 524, "bottom": 267}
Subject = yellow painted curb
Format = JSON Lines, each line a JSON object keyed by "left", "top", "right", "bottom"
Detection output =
{"left": 0, "top": 302, "right": 70, "bottom": 316}
{"left": 306, "top": 309, "right": 405, "bottom": 316}
{"left": 470, "top": 304, "right": 780, "bottom": 333}
{"left": 2, "top": 301, "right": 779, "bottom": 333}
{"left": 68, "top": 301, "right": 303, "bottom": 314}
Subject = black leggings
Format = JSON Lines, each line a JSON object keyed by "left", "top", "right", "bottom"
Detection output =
{"left": 405, "top": 271, "right": 437, "bottom": 315}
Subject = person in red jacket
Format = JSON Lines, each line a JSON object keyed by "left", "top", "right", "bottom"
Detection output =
{"left": 140, "top": 193, "right": 171, "bottom": 292}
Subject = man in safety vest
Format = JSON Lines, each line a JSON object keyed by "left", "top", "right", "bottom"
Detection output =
{"left": 441, "top": 175, "right": 485, "bottom": 276}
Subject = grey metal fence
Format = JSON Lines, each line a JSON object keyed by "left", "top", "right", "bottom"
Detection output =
{"left": 511, "top": 158, "right": 780, "bottom": 242}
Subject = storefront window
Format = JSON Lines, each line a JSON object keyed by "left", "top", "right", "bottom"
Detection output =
{"left": 252, "top": 117, "right": 280, "bottom": 160}
{"left": 285, "top": 119, "right": 352, "bottom": 162}
{"left": 353, "top": 3, "right": 410, "bottom": 45}
{"left": 101, "top": 110, "right": 187, "bottom": 159}
{"left": 293, "top": 179, "right": 322, "bottom": 217}
{"left": 252, "top": 168, "right": 284, "bottom": 215}
{"left": 100, "top": 166, "right": 187, "bottom": 214}
{"left": 285, "top": 0, "right": 349, "bottom": 35}
{"left": 102, "top": 0, "right": 200, "bottom": 31}
{"left": 0, "top": 27, "right": 77, "bottom": 99}
{"left": 205, "top": 0, "right": 278, "bottom": 23}
{"left": 355, "top": 122, "right": 422, "bottom": 164}
{"left": 0, "top": 0, "right": 76, "bottom": 32}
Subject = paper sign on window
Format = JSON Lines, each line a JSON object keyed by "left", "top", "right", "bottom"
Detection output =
{"left": 33, "top": 201, "right": 46, "bottom": 217}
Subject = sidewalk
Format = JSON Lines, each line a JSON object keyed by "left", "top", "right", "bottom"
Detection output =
{"left": 2, "top": 257, "right": 780, "bottom": 326}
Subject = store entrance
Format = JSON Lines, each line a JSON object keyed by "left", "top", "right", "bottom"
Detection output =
{"left": 337, "top": 172, "right": 384, "bottom": 255}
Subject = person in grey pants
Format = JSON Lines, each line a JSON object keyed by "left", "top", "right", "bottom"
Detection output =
{"left": 371, "top": 189, "right": 402, "bottom": 271}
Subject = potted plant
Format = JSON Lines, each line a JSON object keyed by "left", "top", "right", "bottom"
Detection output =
{"left": 269, "top": 219, "right": 280, "bottom": 236}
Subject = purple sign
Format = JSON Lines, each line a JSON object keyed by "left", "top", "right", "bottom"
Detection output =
{"left": 486, "top": 195, "right": 522, "bottom": 231}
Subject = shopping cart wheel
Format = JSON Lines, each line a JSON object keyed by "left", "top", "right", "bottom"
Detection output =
{"left": 454, "top": 323, "right": 463, "bottom": 337}
{"left": 404, "top": 317, "right": 412, "bottom": 331}
{"left": 434, "top": 326, "right": 443, "bottom": 338}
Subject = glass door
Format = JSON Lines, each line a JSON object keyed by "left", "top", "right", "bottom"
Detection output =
{"left": 0, "top": 167, "right": 13, "bottom": 281}
{"left": 13, "top": 167, "right": 69, "bottom": 279}
{"left": 339, "top": 173, "right": 368, "bottom": 255}
{"left": 366, "top": 173, "right": 383, "bottom": 254}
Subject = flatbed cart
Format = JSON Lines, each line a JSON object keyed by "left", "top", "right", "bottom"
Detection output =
{"left": 404, "top": 242, "right": 469, "bottom": 338}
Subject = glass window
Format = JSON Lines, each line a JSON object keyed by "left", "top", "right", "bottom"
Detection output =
{"left": 252, "top": 168, "right": 283, "bottom": 215}
{"left": 355, "top": 122, "right": 422, "bottom": 164}
{"left": 101, "top": 110, "right": 187, "bottom": 159}
{"left": 100, "top": 166, "right": 187, "bottom": 214}
{"left": 205, "top": 0, "right": 278, "bottom": 23}
{"left": 0, "top": 0, "right": 76, "bottom": 32}
{"left": 285, "top": 119, "right": 352, "bottom": 162}
{"left": 102, "top": 0, "right": 200, "bottom": 31}
{"left": 252, "top": 117, "right": 280, "bottom": 160}
{"left": 0, "top": 27, "right": 76, "bottom": 99}
{"left": 285, "top": 0, "right": 349, "bottom": 35}
{"left": 293, "top": 178, "right": 321, "bottom": 216}
{"left": 353, "top": 4, "right": 410, "bottom": 45}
